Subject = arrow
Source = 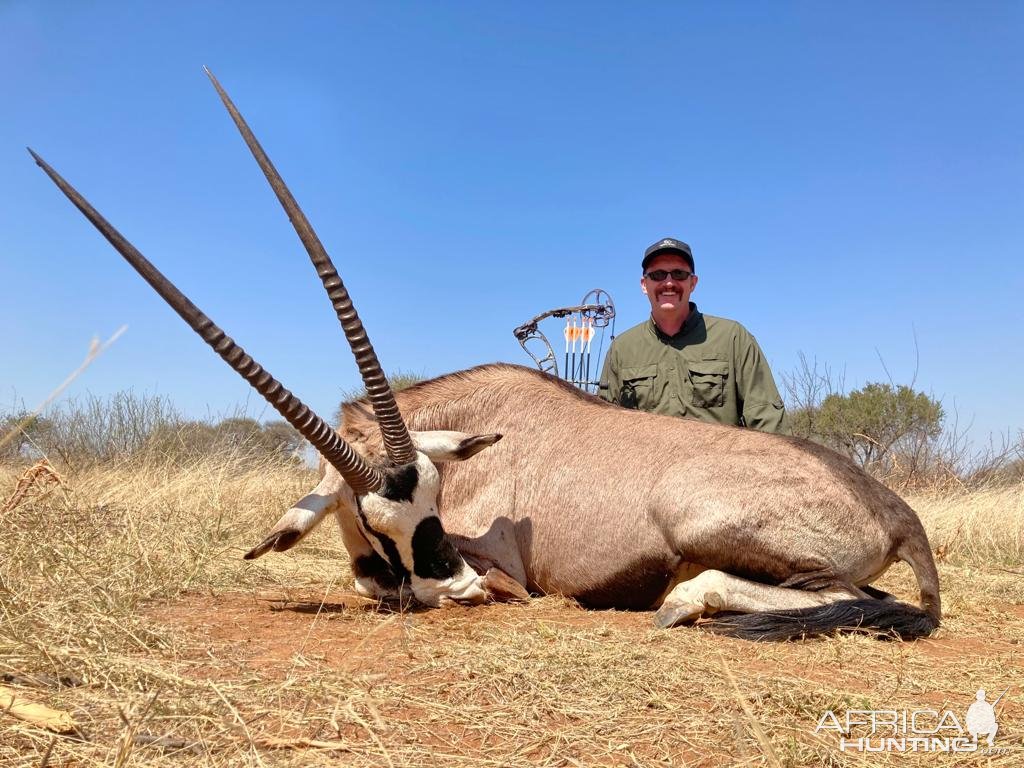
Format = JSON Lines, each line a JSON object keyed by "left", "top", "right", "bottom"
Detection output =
{"left": 583, "top": 317, "right": 596, "bottom": 390}
{"left": 562, "top": 317, "right": 571, "bottom": 381}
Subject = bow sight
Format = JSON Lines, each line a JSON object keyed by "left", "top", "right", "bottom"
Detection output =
{"left": 513, "top": 289, "right": 615, "bottom": 394}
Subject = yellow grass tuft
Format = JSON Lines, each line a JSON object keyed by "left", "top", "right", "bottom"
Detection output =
{"left": 908, "top": 483, "right": 1024, "bottom": 566}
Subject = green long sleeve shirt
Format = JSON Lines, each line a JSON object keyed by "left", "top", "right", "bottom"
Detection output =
{"left": 598, "top": 305, "right": 790, "bottom": 434}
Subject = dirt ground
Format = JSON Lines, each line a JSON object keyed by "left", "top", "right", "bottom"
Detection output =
{"left": 150, "top": 589, "right": 1024, "bottom": 686}
{"left": 136, "top": 572, "right": 1024, "bottom": 767}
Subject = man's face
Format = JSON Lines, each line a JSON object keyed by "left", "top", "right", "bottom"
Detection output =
{"left": 641, "top": 253, "right": 698, "bottom": 315}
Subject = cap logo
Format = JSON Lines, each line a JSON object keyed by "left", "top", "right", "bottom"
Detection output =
{"left": 660, "top": 240, "right": 673, "bottom": 247}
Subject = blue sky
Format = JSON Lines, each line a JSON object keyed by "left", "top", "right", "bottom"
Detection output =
{"left": 2, "top": 2, "right": 1021, "bottom": 446}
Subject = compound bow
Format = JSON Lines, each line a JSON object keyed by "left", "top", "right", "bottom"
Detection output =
{"left": 512, "top": 289, "right": 615, "bottom": 394}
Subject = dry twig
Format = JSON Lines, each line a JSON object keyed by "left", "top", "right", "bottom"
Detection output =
{"left": 0, "top": 685, "right": 77, "bottom": 733}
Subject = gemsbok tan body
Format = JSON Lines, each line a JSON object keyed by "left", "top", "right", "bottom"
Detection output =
{"left": 34, "top": 70, "right": 941, "bottom": 641}
{"left": 257, "top": 364, "right": 942, "bottom": 640}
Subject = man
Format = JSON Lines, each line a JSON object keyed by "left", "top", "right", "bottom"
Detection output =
{"left": 598, "top": 237, "right": 790, "bottom": 434}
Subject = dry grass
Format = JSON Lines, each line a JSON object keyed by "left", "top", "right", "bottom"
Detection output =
{"left": 908, "top": 484, "right": 1024, "bottom": 567}
{"left": 1, "top": 458, "right": 1022, "bottom": 767}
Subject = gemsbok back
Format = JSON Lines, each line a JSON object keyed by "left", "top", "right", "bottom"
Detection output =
{"left": 33, "top": 70, "right": 941, "bottom": 641}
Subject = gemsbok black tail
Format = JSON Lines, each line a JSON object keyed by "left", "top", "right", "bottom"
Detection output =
{"left": 705, "top": 598, "right": 939, "bottom": 641}
{"left": 708, "top": 535, "right": 942, "bottom": 642}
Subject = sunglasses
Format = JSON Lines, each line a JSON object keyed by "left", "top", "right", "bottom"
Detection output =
{"left": 644, "top": 269, "right": 693, "bottom": 282}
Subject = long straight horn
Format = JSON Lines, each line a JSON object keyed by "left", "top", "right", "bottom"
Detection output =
{"left": 203, "top": 67, "right": 417, "bottom": 466}
{"left": 28, "top": 148, "right": 385, "bottom": 496}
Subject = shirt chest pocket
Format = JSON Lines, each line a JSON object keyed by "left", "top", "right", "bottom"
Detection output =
{"left": 686, "top": 361, "right": 730, "bottom": 408}
{"left": 619, "top": 364, "right": 664, "bottom": 411}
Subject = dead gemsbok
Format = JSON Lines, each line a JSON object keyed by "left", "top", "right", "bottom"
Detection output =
{"left": 33, "top": 71, "right": 941, "bottom": 641}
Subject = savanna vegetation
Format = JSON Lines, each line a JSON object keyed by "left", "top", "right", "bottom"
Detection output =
{"left": 1, "top": 374, "right": 1021, "bottom": 767}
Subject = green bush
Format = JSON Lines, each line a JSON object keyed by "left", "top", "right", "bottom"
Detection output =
{"left": 814, "top": 383, "right": 944, "bottom": 468}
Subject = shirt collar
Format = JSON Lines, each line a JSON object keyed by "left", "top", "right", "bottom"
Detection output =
{"left": 648, "top": 303, "right": 702, "bottom": 341}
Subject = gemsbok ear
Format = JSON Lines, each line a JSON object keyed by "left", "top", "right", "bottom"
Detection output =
{"left": 411, "top": 431, "right": 503, "bottom": 462}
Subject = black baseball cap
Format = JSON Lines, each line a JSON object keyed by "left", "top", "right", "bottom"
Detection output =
{"left": 642, "top": 237, "right": 694, "bottom": 272}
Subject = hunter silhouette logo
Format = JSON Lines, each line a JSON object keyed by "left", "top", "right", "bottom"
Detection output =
{"left": 815, "top": 686, "right": 1010, "bottom": 754}
{"left": 966, "top": 688, "right": 1006, "bottom": 747}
